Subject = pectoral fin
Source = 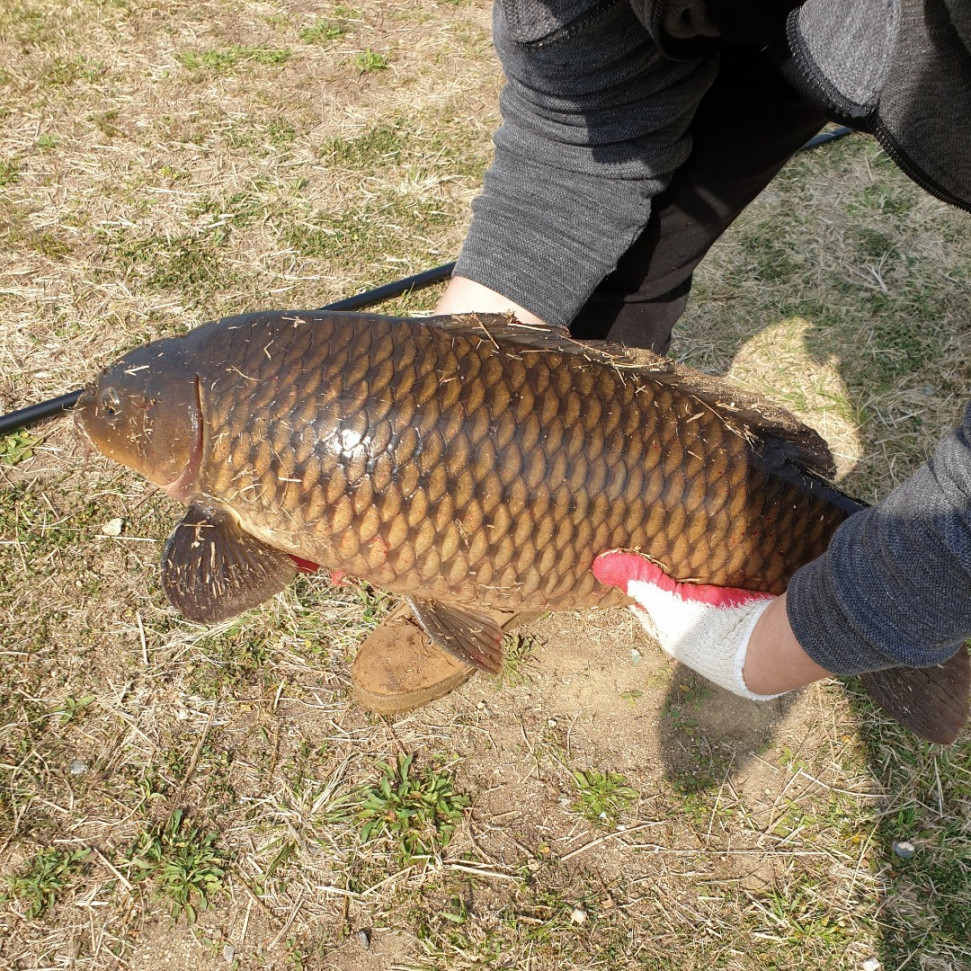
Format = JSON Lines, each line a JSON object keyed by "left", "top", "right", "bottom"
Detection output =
{"left": 859, "top": 646, "right": 969, "bottom": 744}
{"left": 162, "top": 504, "right": 297, "bottom": 624}
{"left": 405, "top": 597, "right": 505, "bottom": 674}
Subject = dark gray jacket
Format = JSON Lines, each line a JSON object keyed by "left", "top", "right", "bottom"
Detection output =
{"left": 455, "top": 0, "right": 971, "bottom": 673}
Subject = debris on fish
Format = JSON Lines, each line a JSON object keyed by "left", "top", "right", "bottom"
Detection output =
{"left": 77, "top": 310, "right": 969, "bottom": 742}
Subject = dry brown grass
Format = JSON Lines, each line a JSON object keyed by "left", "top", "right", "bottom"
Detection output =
{"left": 2, "top": 1, "right": 971, "bottom": 969}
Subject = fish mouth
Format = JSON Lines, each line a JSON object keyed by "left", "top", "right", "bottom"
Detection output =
{"left": 162, "top": 376, "right": 204, "bottom": 500}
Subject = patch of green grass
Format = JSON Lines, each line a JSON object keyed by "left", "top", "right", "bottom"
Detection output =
{"left": 4, "top": 847, "right": 91, "bottom": 918}
{"left": 189, "top": 184, "right": 274, "bottom": 229}
{"left": 844, "top": 694, "right": 971, "bottom": 967}
{"left": 851, "top": 226, "right": 899, "bottom": 261}
{"left": 495, "top": 632, "right": 536, "bottom": 687}
{"left": 126, "top": 809, "right": 228, "bottom": 923}
{"left": 89, "top": 108, "right": 124, "bottom": 139}
{"left": 408, "top": 865, "right": 625, "bottom": 966}
{"left": 53, "top": 693, "right": 96, "bottom": 725}
{"left": 178, "top": 45, "right": 292, "bottom": 74}
{"left": 44, "top": 55, "right": 103, "bottom": 86}
{"left": 186, "top": 627, "right": 273, "bottom": 697}
{"left": 300, "top": 17, "right": 348, "bottom": 44}
{"left": 0, "top": 430, "right": 42, "bottom": 465}
{"left": 224, "top": 117, "right": 298, "bottom": 154}
{"left": 743, "top": 876, "right": 859, "bottom": 956}
{"left": 737, "top": 222, "right": 801, "bottom": 283}
{"left": 321, "top": 124, "right": 407, "bottom": 167}
{"left": 99, "top": 223, "right": 240, "bottom": 300}
{"left": 356, "top": 754, "right": 469, "bottom": 863}
{"left": 28, "top": 229, "right": 72, "bottom": 259}
{"left": 0, "top": 158, "right": 20, "bottom": 186}
{"left": 0, "top": 483, "right": 110, "bottom": 589}
{"left": 571, "top": 769, "right": 638, "bottom": 826}
{"left": 279, "top": 196, "right": 450, "bottom": 264}
{"left": 354, "top": 49, "right": 389, "bottom": 73}
{"left": 854, "top": 181, "right": 917, "bottom": 217}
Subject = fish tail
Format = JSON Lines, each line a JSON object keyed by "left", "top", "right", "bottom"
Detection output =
{"left": 858, "top": 646, "right": 969, "bottom": 743}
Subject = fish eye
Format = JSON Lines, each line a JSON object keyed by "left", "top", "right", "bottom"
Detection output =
{"left": 100, "top": 388, "right": 122, "bottom": 416}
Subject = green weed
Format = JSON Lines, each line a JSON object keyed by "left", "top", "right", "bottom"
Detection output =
{"left": 571, "top": 769, "right": 638, "bottom": 826}
{"left": 354, "top": 49, "right": 389, "bottom": 73}
{"left": 178, "top": 46, "right": 292, "bottom": 74}
{"left": 4, "top": 847, "right": 91, "bottom": 918}
{"left": 496, "top": 632, "right": 537, "bottom": 687}
{"left": 53, "top": 693, "right": 95, "bottom": 725}
{"left": 44, "top": 55, "right": 103, "bottom": 86}
{"left": 300, "top": 18, "right": 347, "bottom": 44}
{"left": 126, "top": 809, "right": 228, "bottom": 923}
{"left": 279, "top": 197, "right": 449, "bottom": 264}
{"left": 0, "top": 158, "right": 19, "bottom": 186}
{"left": 321, "top": 125, "right": 406, "bottom": 167}
{"left": 356, "top": 754, "right": 469, "bottom": 862}
{"left": 224, "top": 117, "right": 298, "bottom": 154}
{"left": 0, "top": 430, "right": 41, "bottom": 466}
{"left": 90, "top": 108, "right": 124, "bottom": 139}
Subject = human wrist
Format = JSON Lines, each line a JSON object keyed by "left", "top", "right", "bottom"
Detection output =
{"left": 433, "top": 276, "right": 547, "bottom": 325}
{"left": 741, "top": 593, "right": 831, "bottom": 694}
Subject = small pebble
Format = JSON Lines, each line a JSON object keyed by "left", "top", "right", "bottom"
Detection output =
{"left": 922, "top": 384, "right": 936, "bottom": 397}
{"left": 862, "top": 958, "right": 882, "bottom": 971}
{"left": 547, "top": 718, "right": 557, "bottom": 728}
{"left": 355, "top": 929, "right": 371, "bottom": 949}
{"left": 69, "top": 759, "right": 88, "bottom": 776}
{"left": 570, "top": 907, "right": 588, "bottom": 925}
{"left": 222, "top": 945, "right": 235, "bottom": 963}
{"left": 630, "top": 649, "right": 642, "bottom": 666}
{"left": 101, "top": 518, "right": 125, "bottom": 536}
{"left": 892, "top": 840, "right": 916, "bottom": 859}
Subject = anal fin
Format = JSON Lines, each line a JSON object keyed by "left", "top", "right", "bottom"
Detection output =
{"left": 162, "top": 504, "right": 297, "bottom": 624}
{"left": 858, "top": 646, "right": 969, "bottom": 744}
{"left": 405, "top": 597, "right": 505, "bottom": 674}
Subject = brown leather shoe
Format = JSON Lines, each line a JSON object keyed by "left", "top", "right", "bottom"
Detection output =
{"left": 351, "top": 603, "right": 518, "bottom": 715}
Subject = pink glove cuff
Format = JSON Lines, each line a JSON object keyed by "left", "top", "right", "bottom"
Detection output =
{"left": 594, "top": 549, "right": 775, "bottom": 608}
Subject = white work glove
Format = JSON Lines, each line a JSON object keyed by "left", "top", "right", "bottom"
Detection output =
{"left": 593, "top": 549, "right": 781, "bottom": 701}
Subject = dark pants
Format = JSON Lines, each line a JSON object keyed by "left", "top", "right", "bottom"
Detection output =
{"left": 569, "top": 43, "right": 828, "bottom": 354}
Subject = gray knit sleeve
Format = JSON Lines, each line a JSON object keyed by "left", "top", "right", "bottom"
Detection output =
{"left": 454, "top": 0, "right": 718, "bottom": 327}
{"left": 788, "top": 402, "right": 971, "bottom": 673}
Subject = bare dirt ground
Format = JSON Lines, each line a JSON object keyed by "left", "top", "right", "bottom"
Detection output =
{"left": 2, "top": 1, "right": 970, "bottom": 969}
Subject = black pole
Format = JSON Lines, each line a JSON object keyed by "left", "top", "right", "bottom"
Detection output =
{"left": 0, "top": 261, "right": 457, "bottom": 436}
{"left": 0, "top": 390, "right": 86, "bottom": 436}
{"left": 800, "top": 126, "right": 853, "bottom": 151}
{"left": 321, "top": 261, "right": 455, "bottom": 311}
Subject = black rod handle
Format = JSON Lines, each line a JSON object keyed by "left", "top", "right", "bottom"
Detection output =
{"left": 0, "top": 390, "right": 85, "bottom": 436}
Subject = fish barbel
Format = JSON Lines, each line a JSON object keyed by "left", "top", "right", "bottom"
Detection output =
{"left": 78, "top": 311, "right": 968, "bottom": 742}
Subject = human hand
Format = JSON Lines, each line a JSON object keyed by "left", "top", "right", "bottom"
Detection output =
{"left": 593, "top": 549, "right": 780, "bottom": 700}
{"left": 434, "top": 275, "right": 547, "bottom": 325}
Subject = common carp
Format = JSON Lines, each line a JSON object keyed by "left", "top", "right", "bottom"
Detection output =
{"left": 78, "top": 310, "right": 969, "bottom": 742}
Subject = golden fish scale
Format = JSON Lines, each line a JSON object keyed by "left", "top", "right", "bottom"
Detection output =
{"left": 196, "top": 314, "right": 845, "bottom": 610}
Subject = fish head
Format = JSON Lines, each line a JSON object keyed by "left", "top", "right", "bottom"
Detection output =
{"left": 77, "top": 338, "right": 202, "bottom": 498}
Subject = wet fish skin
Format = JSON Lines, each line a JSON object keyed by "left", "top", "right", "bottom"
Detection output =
{"left": 78, "top": 310, "right": 969, "bottom": 743}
